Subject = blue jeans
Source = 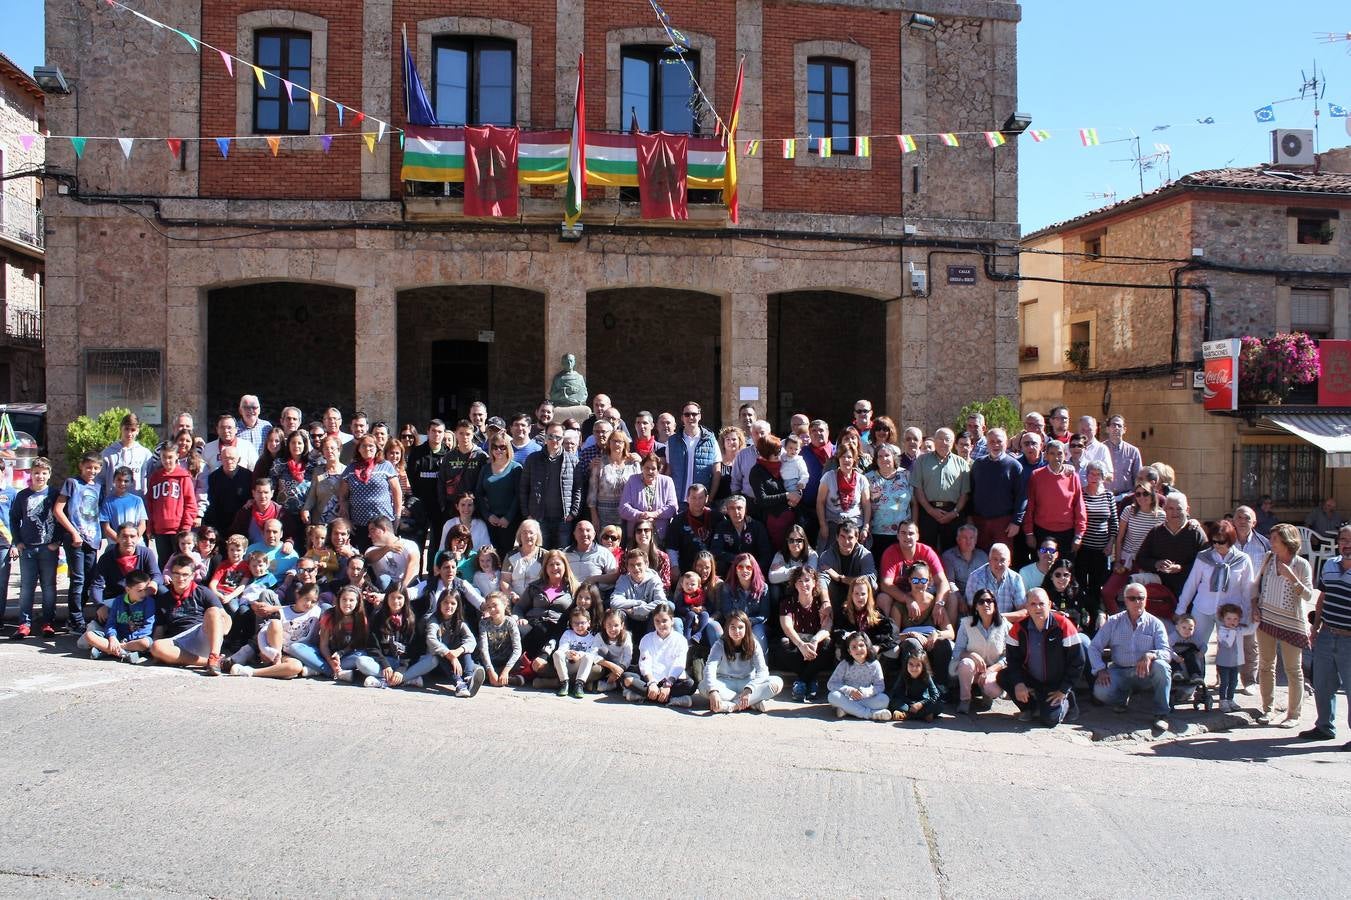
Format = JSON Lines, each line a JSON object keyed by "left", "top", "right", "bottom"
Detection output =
{"left": 1217, "top": 665, "right": 1240, "bottom": 703}
{"left": 404, "top": 651, "right": 477, "bottom": 683}
{"left": 18, "top": 545, "right": 59, "bottom": 627}
{"left": 63, "top": 540, "right": 98, "bottom": 628}
{"left": 827, "top": 689, "right": 891, "bottom": 719}
{"left": 285, "top": 642, "right": 379, "bottom": 679}
{"left": 0, "top": 549, "right": 11, "bottom": 622}
{"left": 1092, "top": 661, "right": 1172, "bottom": 716}
{"left": 1312, "top": 627, "right": 1351, "bottom": 736}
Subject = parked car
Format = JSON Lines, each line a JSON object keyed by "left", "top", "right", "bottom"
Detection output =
{"left": 0, "top": 402, "right": 47, "bottom": 457}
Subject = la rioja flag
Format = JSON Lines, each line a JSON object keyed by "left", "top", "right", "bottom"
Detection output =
{"left": 636, "top": 131, "right": 688, "bottom": 220}
{"left": 464, "top": 125, "right": 520, "bottom": 217}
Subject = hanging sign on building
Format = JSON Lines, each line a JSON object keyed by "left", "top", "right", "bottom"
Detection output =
{"left": 1318, "top": 339, "right": 1351, "bottom": 406}
{"left": 1201, "top": 339, "right": 1241, "bottom": 412}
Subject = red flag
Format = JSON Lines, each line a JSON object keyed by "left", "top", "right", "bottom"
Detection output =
{"left": 1319, "top": 340, "right": 1351, "bottom": 406}
{"left": 166, "top": 138, "right": 182, "bottom": 159}
{"left": 463, "top": 125, "right": 520, "bottom": 217}
{"left": 636, "top": 131, "right": 687, "bottom": 220}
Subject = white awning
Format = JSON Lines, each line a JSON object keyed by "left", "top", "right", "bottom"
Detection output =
{"left": 1265, "top": 412, "right": 1351, "bottom": 467}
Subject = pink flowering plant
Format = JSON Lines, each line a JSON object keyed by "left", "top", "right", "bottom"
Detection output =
{"left": 1238, "top": 332, "right": 1320, "bottom": 404}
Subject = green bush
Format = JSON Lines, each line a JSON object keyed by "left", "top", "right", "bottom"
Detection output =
{"left": 66, "top": 408, "right": 159, "bottom": 472}
{"left": 954, "top": 396, "right": 1022, "bottom": 437}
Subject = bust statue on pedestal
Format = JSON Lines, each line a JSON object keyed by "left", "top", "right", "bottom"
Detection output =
{"left": 549, "top": 353, "right": 591, "bottom": 423}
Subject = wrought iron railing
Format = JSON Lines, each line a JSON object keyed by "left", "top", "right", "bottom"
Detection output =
{"left": 0, "top": 199, "right": 43, "bottom": 250}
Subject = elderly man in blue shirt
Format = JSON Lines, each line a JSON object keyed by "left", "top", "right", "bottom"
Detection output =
{"left": 1089, "top": 581, "right": 1172, "bottom": 732}
{"left": 964, "top": 542, "right": 1026, "bottom": 619}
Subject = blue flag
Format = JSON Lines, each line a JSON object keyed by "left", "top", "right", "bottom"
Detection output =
{"left": 1254, "top": 105, "right": 1276, "bottom": 123}
{"left": 402, "top": 27, "right": 437, "bottom": 126}
{"left": 1329, "top": 103, "right": 1348, "bottom": 118}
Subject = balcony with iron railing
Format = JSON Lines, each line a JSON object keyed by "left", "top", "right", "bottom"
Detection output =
{"left": 0, "top": 198, "right": 43, "bottom": 252}
{"left": 2, "top": 308, "right": 43, "bottom": 347}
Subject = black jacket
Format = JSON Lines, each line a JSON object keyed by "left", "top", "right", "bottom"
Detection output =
{"left": 1000, "top": 611, "right": 1085, "bottom": 695}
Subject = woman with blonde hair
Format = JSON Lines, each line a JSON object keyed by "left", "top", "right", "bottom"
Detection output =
{"left": 1254, "top": 524, "right": 1315, "bottom": 727}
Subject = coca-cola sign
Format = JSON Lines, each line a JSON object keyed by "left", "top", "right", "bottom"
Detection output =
{"left": 1202, "top": 339, "right": 1241, "bottom": 412}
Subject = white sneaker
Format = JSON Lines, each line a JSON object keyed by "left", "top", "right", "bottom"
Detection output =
{"left": 363, "top": 675, "right": 385, "bottom": 688}
{"left": 836, "top": 707, "right": 847, "bottom": 719}
{"left": 230, "top": 665, "right": 254, "bottom": 677}
{"left": 335, "top": 670, "right": 354, "bottom": 683}
{"left": 259, "top": 645, "right": 280, "bottom": 664}
{"left": 753, "top": 700, "right": 769, "bottom": 712}
{"left": 231, "top": 646, "right": 256, "bottom": 666}
{"left": 300, "top": 666, "right": 319, "bottom": 678}
{"left": 871, "top": 710, "right": 892, "bottom": 722}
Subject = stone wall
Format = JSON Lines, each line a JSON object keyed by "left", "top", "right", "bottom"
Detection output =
{"left": 206, "top": 282, "right": 356, "bottom": 419}
{"left": 766, "top": 291, "right": 886, "bottom": 431}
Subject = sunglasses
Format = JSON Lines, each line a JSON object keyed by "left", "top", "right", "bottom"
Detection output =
{"left": 682, "top": 412, "right": 699, "bottom": 418}
{"left": 910, "top": 577, "right": 929, "bottom": 586}
{"left": 976, "top": 597, "right": 995, "bottom": 604}
{"left": 600, "top": 534, "right": 619, "bottom": 542}
{"left": 855, "top": 409, "right": 871, "bottom": 414}
{"left": 1052, "top": 570, "right": 1072, "bottom": 578}
{"left": 1134, "top": 489, "right": 1152, "bottom": 497}
{"left": 787, "top": 538, "right": 805, "bottom": 544}
{"left": 636, "top": 528, "right": 653, "bottom": 534}
{"left": 298, "top": 566, "right": 318, "bottom": 573}
{"left": 1038, "top": 547, "right": 1057, "bottom": 554}
{"left": 545, "top": 435, "right": 562, "bottom": 442}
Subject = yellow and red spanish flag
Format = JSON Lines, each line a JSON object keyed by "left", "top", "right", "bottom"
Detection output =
{"left": 722, "top": 56, "right": 745, "bottom": 223}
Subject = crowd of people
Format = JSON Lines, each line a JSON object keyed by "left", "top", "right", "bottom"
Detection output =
{"left": 2, "top": 393, "right": 1348, "bottom": 745}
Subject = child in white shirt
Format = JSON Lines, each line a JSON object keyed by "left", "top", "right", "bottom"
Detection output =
{"left": 552, "top": 607, "right": 600, "bottom": 698}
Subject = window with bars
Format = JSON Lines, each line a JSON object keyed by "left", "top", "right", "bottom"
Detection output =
{"left": 253, "top": 30, "right": 311, "bottom": 134}
{"left": 1290, "top": 288, "right": 1332, "bottom": 339}
{"left": 1235, "top": 442, "right": 1326, "bottom": 508}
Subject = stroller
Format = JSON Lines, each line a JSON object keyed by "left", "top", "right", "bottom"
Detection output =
{"left": 1169, "top": 640, "right": 1214, "bottom": 712}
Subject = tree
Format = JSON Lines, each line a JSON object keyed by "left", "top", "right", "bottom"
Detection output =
{"left": 66, "top": 408, "right": 159, "bottom": 472}
{"left": 953, "top": 396, "right": 1021, "bottom": 437}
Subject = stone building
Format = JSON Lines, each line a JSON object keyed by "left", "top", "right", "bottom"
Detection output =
{"left": 44, "top": 0, "right": 1020, "bottom": 451}
{"left": 1020, "top": 142, "right": 1351, "bottom": 522}
{"left": 0, "top": 52, "right": 46, "bottom": 403}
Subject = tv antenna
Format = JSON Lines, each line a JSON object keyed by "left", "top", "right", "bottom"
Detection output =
{"left": 1110, "top": 137, "right": 1173, "bottom": 196}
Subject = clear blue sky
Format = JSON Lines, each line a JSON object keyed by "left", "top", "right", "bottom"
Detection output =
{"left": 5, "top": 1, "right": 1351, "bottom": 232}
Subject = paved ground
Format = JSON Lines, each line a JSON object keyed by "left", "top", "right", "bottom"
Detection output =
{"left": 0, "top": 633, "right": 1348, "bottom": 898}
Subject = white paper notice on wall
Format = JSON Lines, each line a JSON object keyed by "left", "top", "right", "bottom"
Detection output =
{"left": 738, "top": 386, "right": 760, "bottom": 402}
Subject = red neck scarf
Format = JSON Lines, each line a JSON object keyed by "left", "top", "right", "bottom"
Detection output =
{"left": 758, "top": 457, "right": 782, "bottom": 479}
{"left": 634, "top": 436, "right": 655, "bottom": 456}
{"left": 836, "top": 467, "right": 858, "bottom": 509}
{"left": 351, "top": 457, "right": 376, "bottom": 483}
{"left": 809, "top": 442, "right": 834, "bottom": 465}
{"left": 252, "top": 502, "right": 278, "bottom": 534}
{"left": 287, "top": 458, "right": 307, "bottom": 483}
{"left": 170, "top": 582, "right": 197, "bottom": 609}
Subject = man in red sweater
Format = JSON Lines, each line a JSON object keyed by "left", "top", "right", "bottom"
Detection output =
{"left": 1023, "top": 440, "right": 1085, "bottom": 559}
{"left": 146, "top": 443, "right": 198, "bottom": 567}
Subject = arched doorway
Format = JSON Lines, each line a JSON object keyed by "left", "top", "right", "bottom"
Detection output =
{"left": 207, "top": 282, "right": 356, "bottom": 420}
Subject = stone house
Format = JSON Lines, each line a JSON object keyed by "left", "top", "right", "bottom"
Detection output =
{"left": 0, "top": 52, "right": 45, "bottom": 404}
{"left": 43, "top": 0, "right": 1021, "bottom": 450}
{"left": 1020, "top": 143, "right": 1351, "bottom": 522}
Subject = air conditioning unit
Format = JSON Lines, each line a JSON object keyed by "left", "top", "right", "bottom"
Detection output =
{"left": 1272, "top": 129, "right": 1315, "bottom": 167}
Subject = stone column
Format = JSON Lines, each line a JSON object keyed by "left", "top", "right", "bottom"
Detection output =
{"left": 545, "top": 284, "right": 588, "bottom": 399}
{"left": 735, "top": 0, "right": 764, "bottom": 213}
{"left": 355, "top": 284, "right": 397, "bottom": 422}
{"left": 890, "top": 253, "right": 929, "bottom": 426}
{"left": 362, "top": 0, "right": 393, "bottom": 199}
{"left": 720, "top": 292, "right": 767, "bottom": 426}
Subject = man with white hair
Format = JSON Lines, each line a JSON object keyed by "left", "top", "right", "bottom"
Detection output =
{"left": 1134, "top": 491, "right": 1208, "bottom": 603}
{"left": 1076, "top": 415, "right": 1114, "bottom": 485}
{"left": 236, "top": 395, "right": 272, "bottom": 454}
{"left": 912, "top": 427, "right": 971, "bottom": 553}
{"left": 730, "top": 419, "right": 773, "bottom": 495}
{"left": 277, "top": 406, "right": 303, "bottom": 437}
{"left": 964, "top": 542, "right": 1027, "bottom": 617}
{"left": 1089, "top": 582, "right": 1172, "bottom": 732}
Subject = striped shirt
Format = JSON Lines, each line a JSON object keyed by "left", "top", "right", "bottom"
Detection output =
{"left": 1081, "top": 489, "right": 1119, "bottom": 551}
{"left": 1318, "top": 557, "right": 1351, "bottom": 632}
{"left": 1118, "top": 505, "right": 1164, "bottom": 568}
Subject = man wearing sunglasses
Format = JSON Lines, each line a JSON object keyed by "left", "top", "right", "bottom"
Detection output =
{"left": 666, "top": 403, "right": 718, "bottom": 502}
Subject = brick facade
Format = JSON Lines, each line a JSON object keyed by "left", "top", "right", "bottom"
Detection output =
{"left": 0, "top": 56, "right": 46, "bottom": 403}
{"left": 45, "top": 0, "right": 1022, "bottom": 463}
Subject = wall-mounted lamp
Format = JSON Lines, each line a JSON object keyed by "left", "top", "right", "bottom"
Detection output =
{"left": 33, "top": 65, "right": 70, "bottom": 94}
{"left": 1001, "top": 112, "right": 1032, "bottom": 135}
{"left": 908, "top": 13, "right": 937, "bottom": 30}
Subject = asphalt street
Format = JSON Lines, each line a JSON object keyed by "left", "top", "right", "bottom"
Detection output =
{"left": 0, "top": 637, "right": 1348, "bottom": 898}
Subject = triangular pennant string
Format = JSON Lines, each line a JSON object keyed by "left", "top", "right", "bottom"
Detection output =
{"left": 282, "top": 79, "right": 295, "bottom": 103}
{"left": 363, "top": 132, "right": 376, "bottom": 154}
{"left": 352, "top": 111, "right": 366, "bottom": 127}
{"left": 376, "top": 121, "right": 386, "bottom": 143}
{"left": 166, "top": 138, "right": 182, "bottom": 159}
{"left": 18, "top": 134, "right": 35, "bottom": 152}
{"left": 215, "top": 137, "right": 231, "bottom": 158}
{"left": 320, "top": 135, "right": 333, "bottom": 153}
{"left": 265, "top": 136, "right": 281, "bottom": 156}
{"left": 399, "top": 132, "right": 405, "bottom": 150}
{"left": 310, "top": 92, "right": 320, "bottom": 115}
{"left": 118, "top": 137, "right": 134, "bottom": 159}
{"left": 336, "top": 104, "right": 345, "bottom": 126}
{"left": 218, "top": 50, "right": 234, "bottom": 77}
{"left": 252, "top": 65, "right": 266, "bottom": 88}
{"left": 70, "top": 137, "right": 86, "bottom": 158}
{"left": 173, "top": 29, "right": 199, "bottom": 52}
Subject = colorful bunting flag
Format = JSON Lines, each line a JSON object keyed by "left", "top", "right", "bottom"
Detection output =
{"left": 310, "top": 91, "right": 320, "bottom": 115}
{"left": 782, "top": 138, "right": 796, "bottom": 159}
{"left": 1330, "top": 103, "right": 1348, "bottom": 118}
{"left": 282, "top": 79, "right": 296, "bottom": 103}
{"left": 18, "top": 134, "right": 35, "bottom": 152}
{"left": 1253, "top": 105, "right": 1275, "bottom": 123}
{"left": 745, "top": 139, "right": 760, "bottom": 157}
{"left": 857, "top": 136, "right": 871, "bottom": 157}
{"left": 399, "top": 132, "right": 405, "bottom": 150}
{"left": 939, "top": 133, "right": 959, "bottom": 147}
{"left": 353, "top": 111, "right": 366, "bottom": 127}
{"left": 336, "top": 104, "right": 345, "bottom": 126}
{"left": 377, "top": 121, "right": 387, "bottom": 143}
{"left": 265, "top": 136, "right": 280, "bottom": 156}
{"left": 984, "top": 131, "right": 1006, "bottom": 148}
{"left": 819, "top": 136, "right": 832, "bottom": 157}
{"left": 320, "top": 135, "right": 333, "bottom": 152}
{"left": 118, "top": 137, "right": 134, "bottom": 159}
{"left": 363, "top": 132, "right": 376, "bottom": 154}
{"left": 252, "top": 65, "right": 266, "bottom": 88}
{"left": 215, "top": 137, "right": 230, "bottom": 158}
{"left": 898, "top": 134, "right": 917, "bottom": 153}
{"left": 218, "top": 50, "right": 233, "bottom": 77}
{"left": 172, "top": 29, "right": 198, "bottom": 52}
{"left": 70, "top": 137, "right": 86, "bottom": 158}
{"left": 1028, "top": 129, "right": 1050, "bottom": 142}
{"left": 166, "top": 138, "right": 182, "bottom": 159}
{"left": 1079, "top": 128, "right": 1099, "bottom": 146}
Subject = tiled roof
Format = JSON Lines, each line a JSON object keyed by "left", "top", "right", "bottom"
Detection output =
{"left": 1023, "top": 161, "right": 1351, "bottom": 242}
{"left": 0, "top": 51, "right": 44, "bottom": 99}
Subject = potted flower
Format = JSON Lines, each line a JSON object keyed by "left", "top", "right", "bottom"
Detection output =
{"left": 1237, "top": 332, "right": 1320, "bottom": 405}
